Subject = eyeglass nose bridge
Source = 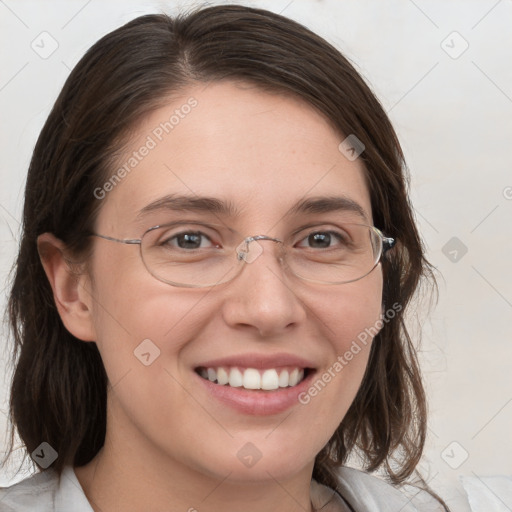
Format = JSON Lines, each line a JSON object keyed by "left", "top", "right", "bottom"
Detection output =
{"left": 236, "top": 234, "right": 284, "bottom": 264}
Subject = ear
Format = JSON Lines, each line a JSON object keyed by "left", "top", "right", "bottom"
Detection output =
{"left": 37, "top": 232, "right": 96, "bottom": 342}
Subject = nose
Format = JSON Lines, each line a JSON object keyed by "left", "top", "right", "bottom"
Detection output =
{"left": 220, "top": 237, "right": 307, "bottom": 337}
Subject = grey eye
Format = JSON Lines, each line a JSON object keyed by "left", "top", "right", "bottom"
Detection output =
{"left": 297, "top": 231, "right": 346, "bottom": 249}
{"left": 160, "top": 230, "right": 218, "bottom": 250}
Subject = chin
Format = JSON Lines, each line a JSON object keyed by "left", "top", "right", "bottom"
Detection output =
{"left": 200, "top": 433, "right": 321, "bottom": 483}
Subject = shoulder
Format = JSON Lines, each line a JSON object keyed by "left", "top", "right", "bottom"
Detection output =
{"left": 0, "top": 466, "right": 92, "bottom": 512}
{"left": 336, "top": 466, "right": 446, "bottom": 512}
{"left": 0, "top": 469, "right": 59, "bottom": 511}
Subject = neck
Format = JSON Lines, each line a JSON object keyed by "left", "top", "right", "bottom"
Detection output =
{"left": 75, "top": 451, "right": 314, "bottom": 512}
{"left": 74, "top": 412, "right": 315, "bottom": 512}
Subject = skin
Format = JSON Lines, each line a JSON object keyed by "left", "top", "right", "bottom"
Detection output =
{"left": 39, "top": 80, "right": 383, "bottom": 512}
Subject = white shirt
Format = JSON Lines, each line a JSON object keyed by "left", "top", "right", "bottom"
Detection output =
{"left": 0, "top": 465, "right": 445, "bottom": 511}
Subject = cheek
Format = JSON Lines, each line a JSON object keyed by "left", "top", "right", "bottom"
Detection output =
{"left": 317, "top": 266, "right": 384, "bottom": 351}
{"left": 301, "top": 268, "right": 383, "bottom": 415}
{"left": 86, "top": 259, "right": 220, "bottom": 434}
{"left": 87, "top": 246, "right": 216, "bottom": 380}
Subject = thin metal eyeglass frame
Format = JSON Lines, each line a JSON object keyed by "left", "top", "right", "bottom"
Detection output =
{"left": 90, "top": 224, "right": 396, "bottom": 288}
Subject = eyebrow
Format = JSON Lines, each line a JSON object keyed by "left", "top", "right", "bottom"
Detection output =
{"left": 287, "top": 195, "right": 369, "bottom": 222}
{"left": 136, "top": 194, "right": 369, "bottom": 223}
{"left": 136, "top": 195, "right": 241, "bottom": 219}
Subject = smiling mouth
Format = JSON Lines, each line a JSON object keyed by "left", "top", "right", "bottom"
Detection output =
{"left": 195, "top": 366, "right": 312, "bottom": 391}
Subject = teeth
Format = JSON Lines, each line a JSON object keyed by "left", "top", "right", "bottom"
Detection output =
{"left": 278, "top": 369, "right": 289, "bottom": 388}
{"left": 228, "top": 368, "right": 243, "bottom": 388}
{"left": 261, "top": 369, "right": 279, "bottom": 390}
{"left": 289, "top": 368, "right": 299, "bottom": 386}
{"left": 243, "top": 368, "right": 261, "bottom": 389}
{"left": 198, "top": 366, "right": 306, "bottom": 390}
{"left": 217, "top": 367, "right": 229, "bottom": 385}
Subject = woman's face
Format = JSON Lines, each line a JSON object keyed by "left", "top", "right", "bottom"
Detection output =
{"left": 84, "top": 80, "right": 383, "bottom": 482}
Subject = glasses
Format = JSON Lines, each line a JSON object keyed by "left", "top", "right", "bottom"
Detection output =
{"left": 91, "top": 221, "right": 395, "bottom": 288}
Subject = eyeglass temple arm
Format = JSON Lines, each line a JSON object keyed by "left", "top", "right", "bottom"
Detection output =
{"left": 382, "top": 235, "right": 396, "bottom": 253}
{"left": 91, "top": 233, "right": 142, "bottom": 245}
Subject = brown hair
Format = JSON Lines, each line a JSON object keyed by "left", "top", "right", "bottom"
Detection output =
{"left": 3, "top": 4, "right": 446, "bottom": 508}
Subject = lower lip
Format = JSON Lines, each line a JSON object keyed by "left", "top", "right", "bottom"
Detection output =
{"left": 195, "top": 370, "right": 316, "bottom": 415}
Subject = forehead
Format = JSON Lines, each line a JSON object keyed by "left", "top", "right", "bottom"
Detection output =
{"left": 96, "top": 80, "right": 372, "bottom": 231}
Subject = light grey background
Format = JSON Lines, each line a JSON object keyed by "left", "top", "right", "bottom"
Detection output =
{"left": 1, "top": 1, "right": 511, "bottom": 511}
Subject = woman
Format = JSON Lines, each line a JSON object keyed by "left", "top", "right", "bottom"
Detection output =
{"left": 0, "top": 4, "right": 449, "bottom": 511}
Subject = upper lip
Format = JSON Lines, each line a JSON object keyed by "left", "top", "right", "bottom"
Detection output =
{"left": 194, "top": 352, "right": 317, "bottom": 370}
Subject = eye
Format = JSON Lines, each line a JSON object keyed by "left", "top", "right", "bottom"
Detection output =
{"left": 159, "top": 229, "right": 220, "bottom": 250}
{"left": 295, "top": 230, "right": 349, "bottom": 249}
